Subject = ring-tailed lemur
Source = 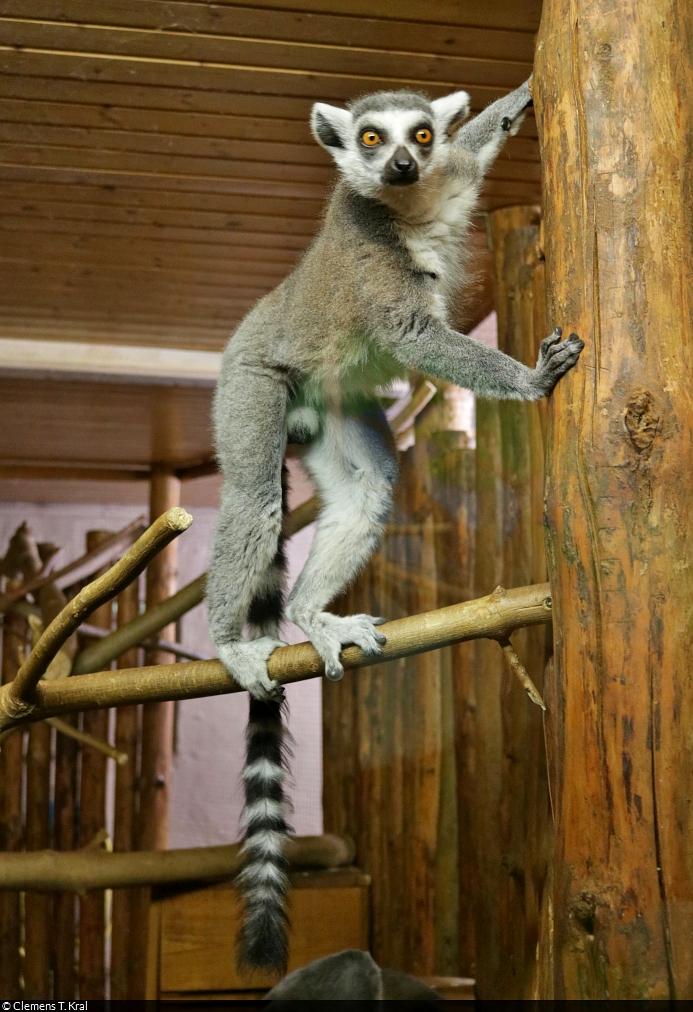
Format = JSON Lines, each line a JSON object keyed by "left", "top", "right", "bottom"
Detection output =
{"left": 207, "top": 79, "right": 583, "bottom": 972}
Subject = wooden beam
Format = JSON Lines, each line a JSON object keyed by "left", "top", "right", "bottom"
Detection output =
{"left": 0, "top": 834, "right": 355, "bottom": 891}
{"left": 0, "top": 1, "right": 538, "bottom": 61}
{"left": 0, "top": 20, "right": 531, "bottom": 90}
{"left": 535, "top": 0, "right": 693, "bottom": 998}
{"left": 0, "top": 48, "right": 522, "bottom": 106}
{"left": 197, "top": 0, "right": 542, "bottom": 32}
{"left": 0, "top": 178, "right": 325, "bottom": 216}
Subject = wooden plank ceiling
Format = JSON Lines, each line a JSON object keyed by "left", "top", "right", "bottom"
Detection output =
{"left": 0, "top": 0, "right": 541, "bottom": 353}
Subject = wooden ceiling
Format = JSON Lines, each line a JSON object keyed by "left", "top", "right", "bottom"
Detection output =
{"left": 0, "top": 0, "right": 542, "bottom": 352}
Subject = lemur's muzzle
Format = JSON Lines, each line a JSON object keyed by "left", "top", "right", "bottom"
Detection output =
{"left": 383, "top": 146, "right": 419, "bottom": 186}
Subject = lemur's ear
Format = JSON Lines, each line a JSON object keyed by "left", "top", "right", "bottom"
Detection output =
{"left": 311, "top": 103, "right": 353, "bottom": 153}
{"left": 431, "top": 91, "right": 471, "bottom": 137}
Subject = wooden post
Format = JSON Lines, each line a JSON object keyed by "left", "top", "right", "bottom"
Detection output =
{"left": 473, "top": 209, "right": 553, "bottom": 999}
{"left": 535, "top": 0, "right": 693, "bottom": 998}
{"left": 139, "top": 467, "right": 181, "bottom": 851}
{"left": 111, "top": 579, "right": 141, "bottom": 1000}
{"left": 78, "top": 530, "right": 113, "bottom": 1000}
{"left": 472, "top": 392, "right": 504, "bottom": 999}
{"left": 24, "top": 721, "right": 52, "bottom": 998}
{"left": 52, "top": 716, "right": 78, "bottom": 999}
{"left": 132, "top": 467, "right": 181, "bottom": 997}
{"left": 0, "top": 608, "right": 25, "bottom": 998}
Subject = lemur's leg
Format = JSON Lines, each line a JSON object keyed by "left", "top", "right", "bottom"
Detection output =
{"left": 285, "top": 408, "right": 397, "bottom": 682}
{"left": 207, "top": 367, "right": 288, "bottom": 698}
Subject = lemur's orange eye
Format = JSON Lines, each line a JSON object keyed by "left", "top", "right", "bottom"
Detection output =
{"left": 361, "top": 130, "right": 380, "bottom": 146}
{"left": 415, "top": 127, "right": 433, "bottom": 145}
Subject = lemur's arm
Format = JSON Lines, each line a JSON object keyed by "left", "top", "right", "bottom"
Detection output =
{"left": 378, "top": 308, "right": 583, "bottom": 401}
{"left": 451, "top": 79, "right": 533, "bottom": 173}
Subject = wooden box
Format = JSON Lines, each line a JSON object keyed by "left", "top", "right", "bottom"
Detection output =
{"left": 146, "top": 867, "right": 370, "bottom": 1000}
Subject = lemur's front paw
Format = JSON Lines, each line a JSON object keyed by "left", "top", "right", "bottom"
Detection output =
{"left": 217, "top": 637, "right": 286, "bottom": 699}
{"left": 292, "top": 611, "right": 386, "bottom": 682}
{"left": 531, "top": 327, "right": 584, "bottom": 398}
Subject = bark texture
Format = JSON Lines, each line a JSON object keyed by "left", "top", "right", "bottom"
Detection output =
{"left": 535, "top": 0, "right": 693, "bottom": 998}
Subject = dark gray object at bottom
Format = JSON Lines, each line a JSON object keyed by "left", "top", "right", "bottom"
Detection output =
{"left": 265, "top": 949, "right": 442, "bottom": 1004}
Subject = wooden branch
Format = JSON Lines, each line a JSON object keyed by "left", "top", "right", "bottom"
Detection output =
{"left": 0, "top": 516, "right": 146, "bottom": 614}
{"left": 495, "top": 636, "right": 546, "bottom": 710}
{"left": 0, "top": 509, "right": 192, "bottom": 719}
{"left": 71, "top": 496, "right": 320, "bottom": 676}
{"left": 0, "top": 584, "right": 552, "bottom": 733}
{"left": 0, "top": 834, "right": 355, "bottom": 892}
{"left": 47, "top": 717, "right": 128, "bottom": 765}
{"left": 389, "top": 379, "right": 438, "bottom": 435}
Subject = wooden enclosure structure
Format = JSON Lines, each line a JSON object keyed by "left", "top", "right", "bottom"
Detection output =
{"left": 1, "top": 0, "right": 692, "bottom": 1002}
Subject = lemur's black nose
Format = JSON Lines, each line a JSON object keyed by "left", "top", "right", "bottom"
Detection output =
{"left": 393, "top": 154, "right": 414, "bottom": 172}
{"left": 383, "top": 145, "right": 419, "bottom": 186}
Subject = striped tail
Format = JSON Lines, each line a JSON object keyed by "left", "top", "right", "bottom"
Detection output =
{"left": 237, "top": 691, "right": 293, "bottom": 971}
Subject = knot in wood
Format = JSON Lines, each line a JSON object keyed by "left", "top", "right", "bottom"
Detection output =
{"left": 596, "top": 41, "right": 613, "bottom": 60}
{"left": 624, "top": 389, "right": 659, "bottom": 451}
{"left": 0, "top": 689, "right": 34, "bottom": 723}
{"left": 569, "top": 890, "right": 599, "bottom": 936}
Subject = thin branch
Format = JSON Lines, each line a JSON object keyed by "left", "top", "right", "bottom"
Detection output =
{"left": 47, "top": 717, "right": 128, "bottom": 765}
{"left": 146, "top": 638, "right": 211, "bottom": 662}
{"left": 0, "top": 516, "right": 146, "bottom": 614}
{"left": 0, "top": 834, "right": 355, "bottom": 891}
{"left": 496, "top": 635, "right": 546, "bottom": 709}
{"left": 71, "top": 495, "right": 320, "bottom": 676}
{"left": 0, "top": 508, "right": 192, "bottom": 719}
{"left": 0, "top": 583, "right": 552, "bottom": 733}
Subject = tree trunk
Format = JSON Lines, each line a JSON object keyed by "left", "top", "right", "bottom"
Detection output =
{"left": 535, "top": 0, "right": 693, "bottom": 998}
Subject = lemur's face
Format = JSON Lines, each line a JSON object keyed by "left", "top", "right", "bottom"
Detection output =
{"left": 311, "top": 90, "right": 471, "bottom": 200}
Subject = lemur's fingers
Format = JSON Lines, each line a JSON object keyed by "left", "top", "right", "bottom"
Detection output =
{"left": 532, "top": 330, "right": 584, "bottom": 397}
{"left": 295, "top": 612, "right": 385, "bottom": 682}
{"left": 540, "top": 327, "right": 563, "bottom": 354}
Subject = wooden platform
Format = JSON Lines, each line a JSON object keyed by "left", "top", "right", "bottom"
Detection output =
{"left": 146, "top": 867, "right": 371, "bottom": 999}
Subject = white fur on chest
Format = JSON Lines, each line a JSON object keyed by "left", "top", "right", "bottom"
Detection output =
{"left": 396, "top": 179, "right": 478, "bottom": 314}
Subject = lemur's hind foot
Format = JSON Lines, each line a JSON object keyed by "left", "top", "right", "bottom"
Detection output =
{"left": 218, "top": 637, "right": 286, "bottom": 699}
{"left": 287, "top": 609, "right": 386, "bottom": 682}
